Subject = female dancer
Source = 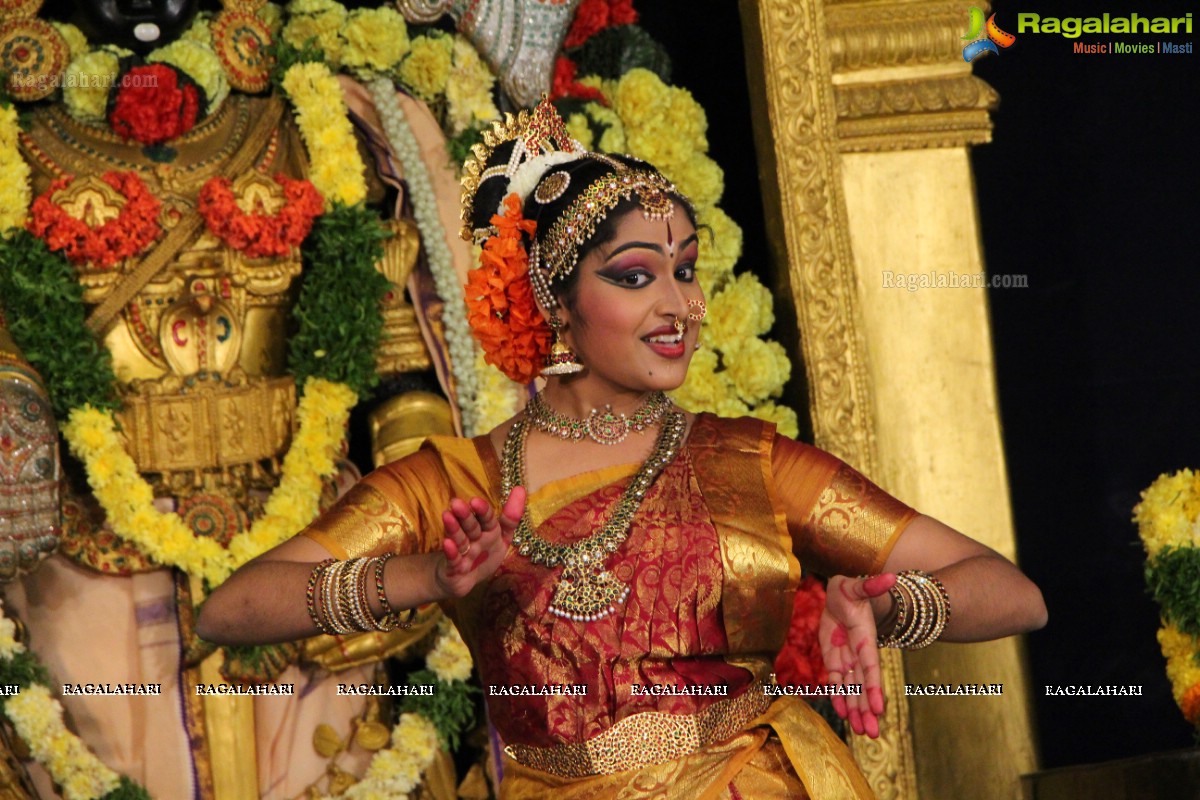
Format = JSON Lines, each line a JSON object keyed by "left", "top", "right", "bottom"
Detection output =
{"left": 198, "top": 100, "right": 1045, "bottom": 798}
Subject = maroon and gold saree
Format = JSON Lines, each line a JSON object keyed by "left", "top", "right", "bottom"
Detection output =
{"left": 305, "top": 414, "right": 915, "bottom": 799}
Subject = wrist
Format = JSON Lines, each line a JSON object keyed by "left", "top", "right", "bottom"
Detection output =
{"left": 386, "top": 552, "right": 444, "bottom": 609}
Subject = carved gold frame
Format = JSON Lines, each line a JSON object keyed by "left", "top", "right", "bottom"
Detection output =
{"left": 741, "top": 1, "right": 1035, "bottom": 798}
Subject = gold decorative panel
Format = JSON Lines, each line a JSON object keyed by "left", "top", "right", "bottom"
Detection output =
{"left": 741, "top": 0, "right": 1034, "bottom": 798}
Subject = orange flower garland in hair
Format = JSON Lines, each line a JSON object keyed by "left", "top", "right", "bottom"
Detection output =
{"left": 465, "top": 193, "right": 551, "bottom": 384}
{"left": 198, "top": 174, "right": 324, "bottom": 258}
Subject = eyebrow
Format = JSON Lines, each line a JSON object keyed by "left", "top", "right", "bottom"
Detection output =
{"left": 605, "top": 233, "right": 700, "bottom": 261}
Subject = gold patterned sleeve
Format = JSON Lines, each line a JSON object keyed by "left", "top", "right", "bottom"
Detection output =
{"left": 770, "top": 434, "right": 918, "bottom": 577}
{"left": 301, "top": 448, "right": 455, "bottom": 560}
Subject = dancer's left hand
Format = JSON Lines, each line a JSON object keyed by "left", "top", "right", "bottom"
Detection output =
{"left": 818, "top": 574, "right": 896, "bottom": 739}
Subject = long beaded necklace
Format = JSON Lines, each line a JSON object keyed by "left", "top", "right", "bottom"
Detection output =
{"left": 501, "top": 405, "right": 687, "bottom": 621}
{"left": 525, "top": 390, "right": 672, "bottom": 446}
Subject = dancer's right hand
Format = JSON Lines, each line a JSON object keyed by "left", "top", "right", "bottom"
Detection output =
{"left": 435, "top": 486, "right": 524, "bottom": 598}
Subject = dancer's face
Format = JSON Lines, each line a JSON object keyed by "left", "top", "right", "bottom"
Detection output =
{"left": 558, "top": 204, "right": 703, "bottom": 395}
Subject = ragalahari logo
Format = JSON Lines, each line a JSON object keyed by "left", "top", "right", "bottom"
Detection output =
{"left": 962, "top": 7, "right": 1017, "bottom": 61}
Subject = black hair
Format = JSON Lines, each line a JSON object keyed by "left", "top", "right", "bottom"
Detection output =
{"left": 468, "top": 142, "right": 697, "bottom": 309}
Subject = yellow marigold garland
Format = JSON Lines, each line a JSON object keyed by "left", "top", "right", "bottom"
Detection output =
{"left": 62, "top": 377, "right": 356, "bottom": 588}
{"left": 1135, "top": 469, "right": 1200, "bottom": 727}
{"left": 0, "top": 597, "right": 125, "bottom": 800}
{"left": 0, "top": 104, "right": 31, "bottom": 234}
{"left": 6, "top": 686, "right": 123, "bottom": 800}
{"left": 338, "top": 713, "right": 439, "bottom": 800}
{"left": 281, "top": 61, "right": 367, "bottom": 208}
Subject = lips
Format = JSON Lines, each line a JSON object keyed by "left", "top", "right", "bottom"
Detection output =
{"left": 642, "top": 327, "right": 685, "bottom": 357}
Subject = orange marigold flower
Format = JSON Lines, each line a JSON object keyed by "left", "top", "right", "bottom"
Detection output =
{"left": 1181, "top": 682, "right": 1200, "bottom": 726}
{"left": 464, "top": 194, "right": 551, "bottom": 384}
{"left": 28, "top": 171, "right": 162, "bottom": 268}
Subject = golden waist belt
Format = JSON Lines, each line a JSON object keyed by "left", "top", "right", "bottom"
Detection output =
{"left": 504, "top": 682, "right": 771, "bottom": 778}
{"left": 117, "top": 376, "right": 295, "bottom": 474}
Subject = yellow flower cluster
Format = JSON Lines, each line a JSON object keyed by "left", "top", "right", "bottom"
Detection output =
{"left": 565, "top": 112, "right": 593, "bottom": 150}
{"left": 6, "top": 686, "right": 121, "bottom": 800}
{"left": 181, "top": 11, "right": 215, "bottom": 46}
{"left": 425, "top": 618, "right": 473, "bottom": 684}
{"left": 342, "top": 713, "right": 439, "bottom": 800}
{"left": 149, "top": 39, "right": 230, "bottom": 114}
{"left": 62, "top": 49, "right": 122, "bottom": 124}
{"left": 51, "top": 21, "right": 89, "bottom": 63}
{"left": 282, "top": 61, "right": 368, "bottom": 207}
{"left": 705, "top": 272, "right": 773, "bottom": 348}
{"left": 445, "top": 36, "right": 499, "bottom": 136}
{"left": 1137, "top": 470, "right": 1200, "bottom": 726}
{"left": 283, "top": 0, "right": 348, "bottom": 64}
{"left": 610, "top": 69, "right": 722, "bottom": 208}
{"left": 747, "top": 401, "right": 800, "bottom": 439}
{"left": 0, "top": 104, "right": 30, "bottom": 234}
{"left": 62, "top": 378, "right": 355, "bottom": 588}
{"left": 0, "top": 598, "right": 24, "bottom": 659}
{"left": 585, "top": 100, "right": 626, "bottom": 155}
{"left": 341, "top": 6, "right": 411, "bottom": 74}
{"left": 259, "top": 3, "right": 286, "bottom": 36}
{"left": 1158, "top": 623, "right": 1200, "bottom": 713}
{"left": 1134, "top": 468, "right": 1200, "bottom": 557}
{"left": 724, "top": 338, "right": 791, "bottom": 405}
{"left": 472, "top": 351, "right": 520, "bottom": 432}
{"left": 696, "top": 206, "right": 742, "bottom": 295}
{"left": 399, "top": 33, "right": 453, "bottom": 103}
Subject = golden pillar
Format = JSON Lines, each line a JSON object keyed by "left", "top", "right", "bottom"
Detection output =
{"left": 741, "top": 1, "right": 1037, "bottom": 797}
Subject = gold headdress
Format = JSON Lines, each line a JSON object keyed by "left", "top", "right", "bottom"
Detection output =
{"left": 459, "top": 98, "right": 585, "bottom": 243}
{"left": 459, "top": 98, "right": 682, "bottom": 280}
{"left": 460, "top": 98, "right": 686, "bottom": 385}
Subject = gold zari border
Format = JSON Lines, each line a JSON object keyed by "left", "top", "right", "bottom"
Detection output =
{"left": 505, "top": 683, "right": 771, "bottom": 778}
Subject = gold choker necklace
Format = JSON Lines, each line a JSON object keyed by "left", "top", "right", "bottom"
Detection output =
{"left": 501, "top": 410, "right": 686, "bottom": 621}
{"left": 525, "top": 391, "right": 672, "bottom": 446}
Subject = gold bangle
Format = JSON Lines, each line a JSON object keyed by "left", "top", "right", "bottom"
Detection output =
{"left": 878, "top": 570, "right": 949, "bottom": 649}
{"left": 306, "top": 559, "right": 336, "bottom": 635}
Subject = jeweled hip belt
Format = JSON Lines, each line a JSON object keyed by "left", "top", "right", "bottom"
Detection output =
{"left": 504, "top": 682, "right": 771, "bottom": 778}
{"left": 116, "top": 375, "right": 295, "bottom": 474}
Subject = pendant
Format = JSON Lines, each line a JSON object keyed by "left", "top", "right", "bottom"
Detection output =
{"left": 585, "top": 406, "right": 629, "bottom": 445}
{"left": 548, "top": 565, "right": 631, "bottom": 621}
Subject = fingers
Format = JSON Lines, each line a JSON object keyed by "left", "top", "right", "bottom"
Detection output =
{"left": 861, "top": 573, "right": 897, "bottom": 598}
{"left": 820, "top": 577, "right": 890, "bottom": 739}
{"left": 441, "top": 491, "right": 522, "bottom": 577}
{"left": 837, "top": 573, "right": 895, "bottom": 604}
{"left": 499, "top": 486, "right": 526, "bottom": 539}
{"left": 442, "top": 498, "right": 484, "bottom": 573}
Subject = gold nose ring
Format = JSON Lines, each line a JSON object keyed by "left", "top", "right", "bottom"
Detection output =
{"left": 687, "top": 300, "right": 706, "bottom": 322}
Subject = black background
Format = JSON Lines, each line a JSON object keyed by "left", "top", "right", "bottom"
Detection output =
{"left": 640, "top": 0, "right": 1198, "bottom": 772}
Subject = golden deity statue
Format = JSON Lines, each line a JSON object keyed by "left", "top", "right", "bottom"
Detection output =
{"left": 0, "top": 1, "right": 462, "bottom": 797}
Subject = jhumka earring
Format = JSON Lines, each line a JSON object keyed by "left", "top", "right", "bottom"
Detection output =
{"left": 541, "top": 312, "right": 584, "bottom": 376}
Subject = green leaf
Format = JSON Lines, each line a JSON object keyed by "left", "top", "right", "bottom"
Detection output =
{"left": 287, "top": 204, "right": 390, "bottom": 396}
{"left": 1146, "top": 546, "right": 1200, "bottom": 637}
{"left": 0, "top": 231, "right": 119, "bottom": 419}
{"left": 398, "top": 670, "right": 477, "bottom": 751}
